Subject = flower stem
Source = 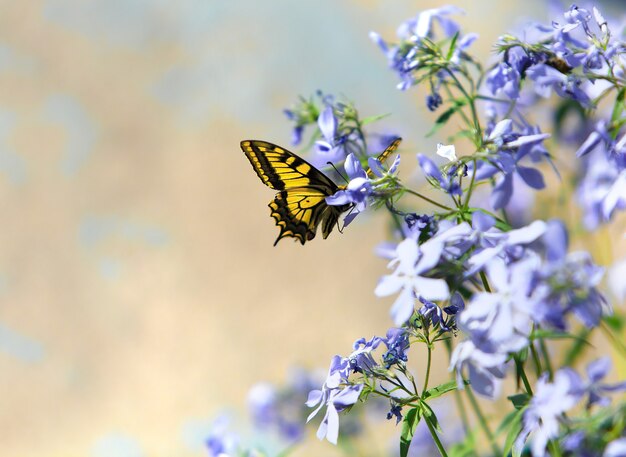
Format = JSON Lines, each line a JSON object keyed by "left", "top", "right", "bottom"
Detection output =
{"left": 422, "top": 343, "right": 432, "bottom": 395}
{"left": 514, "top": 356, "right": 534, "bottom": 395}
{"left": 530, "top": 343, "right": 544, "bottom": 378}
{"left": 423, "top": 412, "right": 449, "bottom": 457}
{"left": 404, "top": 188, "right": 453, "bottom": 211}
{"left": 465, "top": 386, "right": 502, "bottom": 456}
{"left": 538, "top": 336, "right": 554, "bottom": 379}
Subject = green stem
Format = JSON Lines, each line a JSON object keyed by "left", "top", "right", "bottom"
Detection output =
{"left": 479, "top": 271, "right": 491, "bottom": 292}
{"left": 404, "top": 188, "right": 453, "bottom": 211}
{"left": 422, "top": 344, "right": 432, "bottom": 395}
{"left": 548, "top": 439, "right": 563, "bottom": 457}
{"left": 462, "top": 158, "right": 477, "bottom": 210}
{"left": 600, "top": 321, "right": 626, "bottom": 359}
{"left": 514, "top": 356, "right": 534, "bottom": 395}
{"left": 538, "top": 337, "right": 554, "bottom": 379}
{"left": 530, "top": 343, "right": 544, "bottom": 378}
{"left": 423, "top": 412, "right": 449, "bottom": 457}
{"left": 466, "top": 387, "right": 502, "bottom": 456}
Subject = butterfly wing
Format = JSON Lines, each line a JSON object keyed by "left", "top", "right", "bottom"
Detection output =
{"left": 241, "top": 140, "right": 346, "bottom": 245}
{"left": 270, "top": 189, "right": 347, "bottom": 245}
{"left": 366, "top": 137, "right": 402, "bottom": 177}
{"left": 241, "top": 140, "right": 338, "bottom": 191}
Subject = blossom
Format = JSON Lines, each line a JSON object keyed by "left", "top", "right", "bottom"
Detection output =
{"left": 375, "top": 237, "right": 450, "bottom": 325}
{"left": 382, "top": 327, "right": 410, "bottom": 368}
{"left": 436, "top": 143, "right": 457, "bottom": 161}
{"left": 515, "top": 369, "right": 584, "bottom": 457}
{"left": 417, "top": 153, "right": 461, "bottom": 196}
{"left": 449, "top": 339, "right": 507, "bottom": 398}
{"left": 530, "top": 221, "right": 609, "bottom": 329}
{"left": 604, "top": 438, "right": 626, "bottom": 457}
{"left": 306, "top": 355, "right": 363, "bottom": 445}
{"left": 582, "top": 357, "right": 626, "bottom": 408}
{"left": 475, "top": 119, "right": 548, "bottom": 209}
{"left": 307, "top": 384, "right": 364, "bottom": 444}
{"left": 314, "top": 105, "right": 347, "bottom": 163}
{"left": 326, "top": 153, "right": 372, "bottom": 225}
{"left": 460, "top": 256, "right": 538, "bottom": 354}
{"left": 205, "top": 416, "right": 240, "bottom": 457}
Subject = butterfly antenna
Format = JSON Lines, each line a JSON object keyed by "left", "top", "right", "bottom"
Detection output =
{"left": 327, "top": 161, "right": 349, "bottom": 184}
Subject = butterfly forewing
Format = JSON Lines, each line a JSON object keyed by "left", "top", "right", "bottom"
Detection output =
{"left": 241, "top": 140, "right": 337, "bottom": 192}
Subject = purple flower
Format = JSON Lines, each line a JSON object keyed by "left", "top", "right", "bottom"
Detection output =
{"left": 417, "top": 153, "right": 462, "bottom": 196}
{"left": 467, "top": 219, "right": 547, "bottom": 273}
{"left": 314, "top": 105, "right": 347, "bottom": 163}
{"left": 307, "top": 384, "right": 364, "bottom": 445}
{"left": 205, "top": 416, "right": 239, "bottom": 457}
{"left": 375, "top": 237, "right": 450, "bottom": 325}
{"left": 476, "top": 119, "right": 548, "bottom": 209}
{"left": 604, "top": 438, "right": 626, "bottom": 457}
{"left": 326, "top": 153, "right": 372, "bottom": 225}
{"left": 526, "top": 63, "right": 592, "bottom": 107}
{"left": 460, "top": 256, "right": 538, "bottom": 354}
{"left": 306, "top": 355, "right": 363, "bottom": 445}
{"left": 582, "top": 357, "right": 626, "bottom": 408}
{"left": 515, "top": 368, "right": 584, "bottom": 457}
{"left": 531, "top": 223, "right": 609, "bottom": 329}
{"left": 486, "top": 63, "right": 521, "bottom": 99}
{"left": 348, "top": 336, "right": 384, "bottom": 375}
{"left": 382, "top": 327, "right": 410, "bottom": 368}
{"left": 386, "top": 402, "right": 403, "bottom": 424}
{"left": 449, "top": 339, "right": 507, "bottom": 399}
{"left": 418, "top": 296, "right": 458, "bottom": 332}
{"left": 411, "top": 6, "right": 463, "bottom": 39}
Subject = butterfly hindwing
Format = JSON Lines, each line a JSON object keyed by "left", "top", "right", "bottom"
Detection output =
{"left": 270, "top": 189, "right": 346, "bottom": 245}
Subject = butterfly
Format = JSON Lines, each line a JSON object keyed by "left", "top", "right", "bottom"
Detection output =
{"left": 241, "top": 138, "right": 401, "bottom": 245}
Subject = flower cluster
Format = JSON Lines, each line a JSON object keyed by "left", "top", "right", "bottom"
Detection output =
{"left": 228, "top": 4, "right": 626, "bottom": 457}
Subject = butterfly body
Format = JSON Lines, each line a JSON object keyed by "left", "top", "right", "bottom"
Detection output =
{"left": 241, "top": 138, "right": 400, "bottom": 245}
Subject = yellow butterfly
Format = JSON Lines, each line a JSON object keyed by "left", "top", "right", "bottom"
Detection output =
{"left": 241, "top": 138, "right": 401, "bottom": 245}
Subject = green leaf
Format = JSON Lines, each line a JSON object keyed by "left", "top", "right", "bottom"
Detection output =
{"left": 446, "top": 32, "right": 460, "bottom": 60}
{"left": 503, "top": 406, "right": 526, "bottom": 457}
{"left": 603, "top": 314, "right": 625, "bottom": 331}
{"left": 361, "top": 112, "right": 391, "bottom": 126}
{"left": 400, "top": 407, "right": 422, "bottom": 457}
{"left": 423, "top": 380, "right": 468, "bottom": 400}
{"left": 426, "top": 99, "right": 468, "bottom": 137}
{"left": 507, "top": 393, "right": 531, "bottom": 410}
{"left": 610, "top": 88, "right": 626, "bottom": 135}
{"left": 421, "top": 402, "right": 442, "bottom": 433}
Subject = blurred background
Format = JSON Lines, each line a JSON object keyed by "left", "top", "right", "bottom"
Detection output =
{"left": 3, "top": 0, "right": 615, "bottom": 456}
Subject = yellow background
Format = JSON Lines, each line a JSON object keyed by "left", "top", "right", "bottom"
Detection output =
{"left": 5, "top": 1, "right": 620, "bottom": 456}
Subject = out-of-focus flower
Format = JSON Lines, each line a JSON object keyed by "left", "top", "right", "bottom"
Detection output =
{"left": 515, "top": 368, "right": 584, "bottom": 457}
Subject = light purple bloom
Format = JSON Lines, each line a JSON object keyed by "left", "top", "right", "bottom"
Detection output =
{"left": 582, "top": 357, "right": 626, "bottom": 408}
{"left": 375, "top": 237, "right": 450, "bottom": 325}
{"left": 314, "top": 105, "right": 346, "bottom": 163}
{"left": 418, "top": 153, "right": 461, "bottom": 196}
{"left": 604, "top": 438, "right": 626, "bottom": 457}
{"left": 307, "top": 384, "right": 364, "bottom": 445}
{"left": 449, "top": 339, "right": 507, "bottom": 399}
{"left": 382, "top": 327, "right": 410, "bottom": 368}
{"left": 531, "top": 223, "right": 609, "bottom": 329}
{"left": 326, "top": 153, "right": 372, "bottom": 225}
{"left": 515, "top": 368, "right": 584, "bottom": 457}
{"left": 461, "top": 256, "right": 538, "bottom": 354}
